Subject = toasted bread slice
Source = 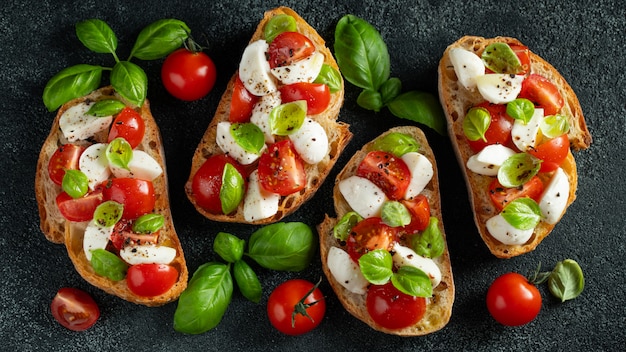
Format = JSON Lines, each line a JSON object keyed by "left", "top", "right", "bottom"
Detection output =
{"left": 35, "top": 86, "right": 187, "bottom": 306}
{"left": 437, "top": 36, "right": 592, "bottom": 258}
{"left": 318, "top": 126, "right": 455, "bottom": 336}
{"left": 185, "top": 6, "right": 351, "bottom": 224}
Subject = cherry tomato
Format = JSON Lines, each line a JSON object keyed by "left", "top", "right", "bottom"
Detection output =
{"left": 401, "top": 195, "right": 431, "bottom": 234}
{"left": 56, "top": 189, "right": 103, "bottom": 222}
{"left": 229, "top": 76, "right": 259, "bottom": 123}
{"left": 48, "top": 144, "right": 85, "bottom": 186}
{"left": 519, "top": 74, "right": 564, "bottom": 116}
{"left": 257, "top": 140, "right": 306, "bottom": 196}
{"left": 467, "top": 102, "right": 515, "bottom": 153}
{"left": 489, "top": 176, "right": 544, "bottom": 211}
{"left": 279, "top": 82, "right": 331, "bottom": 115}
{"left": 510, "top": 45, "right": 531, "bottom": 75}
{"left": 268, "top": 32, "right": 315, "bottom": 68}
{"left": 356, "top": 151, "right": 410, "bottom": 200}
{"left": 108, "top": 107, "right": 146, "bottom": 149}
{"left": 528, "top": 134, "right": 570, "bottom": 172}
{"left": 486, "top": 272, "right": 542, "bottom": 326}
{"left": 267, "top": 279, "right": 326, "bottom": 335}
{"left": 366, "top": 282, "right": 426, "bottom": 330}
{"left": 50, "top": 287, "right": 100, "bottom": 331}
{"left": 126, "top": 263, "right": 179, "bottom": 297}
{"left": 191, "top": 154, "right": 248, "bottom": 214}
{"left": 109, "top": 219, "right": 158, "bottom": 251}
{"left": 162, "top": 48, "right": 217, "bottom": 101}
{"left": 101, "top": 178, "right": 155, "bottom": 220}
{"left": 347, "top": 217, "right": 398, "bottom": 262}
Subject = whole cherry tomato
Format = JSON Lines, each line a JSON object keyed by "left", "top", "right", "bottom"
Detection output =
{"left": 50, "top": 287, "right": 100, "bottom": 331}
{"left": 366, "top": 282, "right": 426, "bottom": 330}
{"left": 126, "top": 263, "right": 179, "bottom": 297}
{"left": 162, "top": 48, "right": 217, "bottom": 101}
{"left": 267, "top": 279, "right": 326, "bottom": 335}
{"left": 486, "top": 272, "right": 542, "bottom": 326}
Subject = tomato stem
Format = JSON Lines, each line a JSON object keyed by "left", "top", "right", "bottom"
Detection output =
{"left": 527, "top": 262, "right": 551, "bottom": 285}
{"left": 291, "top": 277, "right": 324, "bottom": 328}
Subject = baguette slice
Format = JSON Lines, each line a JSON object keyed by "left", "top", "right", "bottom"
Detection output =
{"left": 318, "top": 126, "right": 455, "bottom": 336}
{"left": 35, "top": 86, "right": 188, "bottom": 306}
{"left": 438, "top": 36, "right": 592, "bottom": 258}
{"left": 185, "top": 6, "right": 351, "bottom": 224}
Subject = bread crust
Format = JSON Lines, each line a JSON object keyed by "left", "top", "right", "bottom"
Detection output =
{"left": 185, "top": 6, "right": 351, "bottom": 224}
{"left": 35, "top": 86, "right": 188, "bottom": 306}
{"left": 318, "top": 126, "right": 455, "bottom": 336}
{"left": 437, "top": 36, "right": 592, "bottom": 258}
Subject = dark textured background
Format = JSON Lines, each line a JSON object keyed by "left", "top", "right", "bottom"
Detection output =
{"left": 1, "top": 0, "right": 624, "bottom": 350}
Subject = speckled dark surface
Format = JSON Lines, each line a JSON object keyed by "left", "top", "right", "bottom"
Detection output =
{"left": 1, "top": 0, "right": 624, "bottom": 350}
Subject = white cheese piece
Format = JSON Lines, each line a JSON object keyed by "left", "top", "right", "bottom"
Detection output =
{"left": 512, "top": 108, "right": 544, "bottom": 151}
{"left": 79, "top": 143, "right": 111, "bottom": 190}
{"left": 83, "top": 220, "right": 113, "bottom": 261}
{"left": 119, "top": 244, "right": 176, "bottom": 265}
{"left": 401, "top": 152, "right": 433, "bottom": 199}
{"left": 59, "top": 102, "right": 113, "bottom": 142}
{"left": 539, "top": 167, "right": 570, "bottom": 224}
{"left": 466, "top": 144, "right": 517, "bottom": 176}
{"left": 338, "top": 176, "right": 388, "bottom": 219}
{"left": 449, "top": 47, "right": 485, "bottom": 91}
{"left": 270, "top": 51, "right": 325, "bottom": 85}
{"left": 239, "top": 40, "right": 277, "bottom": 96}
{"left": 475, "top": 74, "right": 525, "bottom": 104}
{"left": 110, "top": 150, "right": 163, "bottom": 181}
{"left": 250, "top": 91, "right": 282, "bottom": 144}
{"left": 327, "top": 246, "right": 368, "bottom": 295}
{"left": 486, "top": 214, "right": 534, "bottom": 245}
{"left": 288, "top": 118, "right": 328, "bottom": 164}
{"left": 215, "top": 122, "right": 265, "bottom": 165}
{"left": 243, "top": 170, "right": 280, "bottom": 222}
{"left": 392, "top": 243, "right": 442, "bottom": 288}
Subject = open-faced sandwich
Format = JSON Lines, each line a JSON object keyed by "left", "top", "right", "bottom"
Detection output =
{"left": 318, "top": 126, "right": 454, "bottom": 336}
{"left": 185, "top": 6, "right": 351, "bottom": 224}
{"left": 35, "top": 86, "right": 188, "bottom": 306}
{"left": 438, "top": 36, "right": 592, "bottom": 258}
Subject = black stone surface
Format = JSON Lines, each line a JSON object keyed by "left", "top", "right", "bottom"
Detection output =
{"left": 1, "top": 0, "right": 624, "bottom": 350}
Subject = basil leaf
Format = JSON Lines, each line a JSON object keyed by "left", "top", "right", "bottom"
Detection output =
{"left": 43, "top": 64, "right": 103, "bottom": 112}
{"left": 314, "top": 64, "right": 342, "bottom": 93}
{"left": 130, "top": 19, "right": 190, "bottom": 60}
{"left": 173, "top": 262, "right": 233, "bottom": 334}
{"left": 548, "top": 259, "right": 585, "bottom": 302}
{"left": 233, "top": 260, "right": 262, "bottom": 303}
{"left": 110, "top": 61, "right": 147, "bottom": 107}
{"left": 132, "top": 213, "right": 164, "bottom": 234}
{"left": 497, "top": 153, "right": 541, "bottom": 188}
{"left": 247, "top": 222, "right": 316, "bottom": 272}
{"left": 540, "top": 114, "right": 570, "bottom": 138}
{"left": 481, "top": 42, "right": 522, "bottom": 74}
{"left": 463, "top": 107, "right": 491, "bottom": 142}
{"left": 387, "top": 91, "right": 447, "bottom": 136}
{"left": 358, "top": 249, "right": 393, "bottom": 285}
{"left": 230, "top": 123, "right": 265, "bottom": 154}
{"left": 75, "top": 19, "right": 118, "bottom": 55}
{"left": 93, "top": 201, "right": 124, "bottom": 227}
{"left": 106, "top": 137, "right": 133, "bottom": 170}
{"left": 391, "top": 266, "right": 432, "bottom": 297}
{"left": 411, "top": 217, "right": 445, "bottom": 259}
{"left": 213, "top": 232, "right": 245, "bottom": 263}
{"left": 333, "top": 212, "right": 363, "bottom": 241}
{"left": 90, "top": 249, "right": 127, "bottom": 281}
{"left": 263, "top": 14, "right": 296, "bottom": 43}
{"left": 269, "top": 101, "right": 306, "bottom": 135}
{"left": 220, "top": 163, "right": 245, "bottom": 215}
{"left": 501, "top": 198, "right": 542, "bottom": 230}
{"left": 334, "top": 14, "right": 390, "bottom": 91}
{"left": 507, "top": 98, "right": 535, "bottom": 124}
{"left": 371, "top": 132, "right": 420, "bottom": 157}
{"left": 379, "top": 77, "right": 402, "bottom": 105}
{"left": 86, "top": 99, "right": 125, "bottom": 117}
{"left": 356, "top": 89, "right": 383, "bottom": 112}
{"left": 381, "top": 201, "right": 411, "bottom": 227}
{"left": 62, "top": 169, "right": 89, "bottom": 199}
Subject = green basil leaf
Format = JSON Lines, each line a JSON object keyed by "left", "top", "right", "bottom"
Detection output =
{"left": 130, "top": 19, "right": 190, "bottom": 60}
{"left": 501, "top": 198, "right": 542, "bottom": 230}
{"left": 358, "top": 249, "right": 393, "bottom": 285}
{"left": 173, "top": 262, "right": 233, "bottom": 335}
{"left": 548, "top": 259, "right": 585, "bottom": 302}
{"left": 86, "top": 99, "right": 126, "bottom": 117}
{"left": 43, "top": 64, "right": 103, "bottom": 112}
{"left": 220, "top": 163, "right": 245, "bottom": 215}
{"left": 263, "top": 14, "right": 297, "bottom": 43}
{"left": 463, "top": 107, "right": 491, "bottom": 142}
{"left": 380, "top": 77, "right": 402, "bottom": 105}
{"left": 334, "top": 14, "right": 390, "bottom": 91}
{"left": 106, "top": 137, "right": 133, "bottom": 170}
{"left": 540, "top": 114, "right": 570, "bottom": 138}
{"left": 371, "top": 132, "right": 420, "bottom": 157}
{"left": 481, "top": 42, "right": 522, "bottom": 74}
{"left": 230, "top": 123, "right": 265, "bottom": 154}
{"left": 411, "top": 217, "right": 445, "bottom": 259}
{"left": 61, "top": 169, "right": 89, "bottom": 199}
{"left": 132, "top": 213, "right": 164, "bottom": 234}
{"left": 387, "top": 91, "right": 447, "bottom": 136}
{"left": 333, "top": 212, "right": 363, "bottom": 241}
{"left": 233, "top": 260, "right": 262, "bottom": 303}
{"left": 213, "top": 232, "right": 245, "bottom": 263}
{"left": 75, "top": 19, "right": 118, "bottom": 55}
{"left": 356, "top": 89, "right": 383, "bottom": 112}
{"left": 110, "top": 61, "right": 147, "bottom": 107}
{"left": 381, "top": 201, "right": 411, "bottom": 227}
{"left": 269, "top": 101, "right": 306, "bottom": 135}
{"left": 90, "top": 248, "right": 127, "bottom": 281}
{"left": 313, "top": 64, "right": 342, "bottom": 93}
{"left": 391, "top": 265, "right": 432, "bottom": 297}
{"left": 497, "top": 153, "right": 542, "bottom": 188}
{"left": 247, "top": 222, "right": 316, "bottom": 272}
{"left": 93, "top": 201, "right": 124, "bottom": 227}
{"left": 506, "top": 98, "right": 535, "bottom": 124}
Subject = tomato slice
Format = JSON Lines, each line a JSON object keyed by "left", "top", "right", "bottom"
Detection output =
{"left": 268, "top": 32, "right": 315, "bottom": 68}
{"left": 50, "top": 287, "right": 100, "bottom": 331}
{"left": 191, "top": 154, "right": 248, "bottom": 214}
{"left": 366, "top": 282, "right": 426, "bottom": 330}
{"left": 401, "top": 195, "right": 431, "bottom": 234}
{"left": 528, "top": 134, "right": 570, "bottom": 172}
{"left": 519, "top": 74, "right": 564, "bottom": 116}
{"left": 48, "top": 144, "right": 85, "bottom": 186}
{"left": 510, "top": 45, "right": 531, "bottom": 75}
{"left": 56, "top": 189, "right": 103, "bottom": 222}
{"left": 257, "top": 140, "right": 306, "bottom": 196}
{"left": 467, "top": 102, "right": 515, "bottom": 153}
{"left": 126, "top": 263, "right": 178, "bottom": 297}
{"left": 101, "top": 178, "right": 155, "bottom": 220}
{"left": 279, "top": 82, "right": 331, "bottom": 115}
{"left": 489, "top": 176, "right": 544, "bottom": 211}
{"left": 356, "top": 151, "right": 410, "bottom": 200}
{"left": 108, "top": 107, "right": 146, "bottom": 149}
{"left": 346, "top": 217, "right": 398, "bottom": 262}
{"left": 229, "top": 76, "right": 259, "bottom": 123}
{"left": 108, "top": 219, "right": 159, "bottom": 251}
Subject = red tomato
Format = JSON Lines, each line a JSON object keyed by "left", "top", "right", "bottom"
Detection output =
{"left": 257, "top": 140, "right": 306, "bottom": 196}
{"left": 279, "top": 82, "right": 331, "bottom": 115}
{"left": 347, "top": 217, "right": 398, "bottom": 262}
{"left": 50, "top": 287, "right": 100, "bottom": 331}
{"left": 366, "top": 282, "right": 426, "bottom": 330}
{"left": 267, "top": 279, "right": 326, "bottom": 335}
{"left": 126, "top": 264, "right": 179, "bottom": 297}
{"left": 108, "top": 107, "right": 146, "bottom": 149}
{"left": 510, "top": 45, "right": 531, "bottom": 75}
{"left": 489, "top": 176, "right": 544, "bottom": 211}
{"left": 109, "top": 219, "right": 158, "bottom": 251}
{"left": 356, "top": 151, "right": 410, "bottom": 200}
{"left": 56, "top": 189, "right": 103, "bottom": 222}
{"left": 401, "top": 195, "right": 431, "bottom": 234}
{"left": 101, "top": 178, "right": 155, "bottom": 220}
{"left": 48, "top": 144, "right": 85, "bottom": 186}
{"left": 162, "top": 48, "right": 217, "bottom": 101}
{"left": 528, "top": 134, "right": 570, "bottom": 172}
{"left": 486, "top": 272, "right": 542, "bottom": 326}
{"left": 268, "top": 32, "right": 315, "bottom": 68}
{"left": 519, "top": 74, "right": 564, "bottom": 116}
{"left": 467, "top": 102, "right": 515, "bottom": 153}
{"left": 229, "top": 76, "right": 259, "bottom": 123}
{"left": 191, "top": 154, "right": 248, "bottom": 214}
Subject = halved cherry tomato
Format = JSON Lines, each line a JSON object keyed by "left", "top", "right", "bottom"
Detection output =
{"left": 48, "top": 144, "right": 85, "bottom": 186}
{"left": 401, "top": 195, "right": 431, "bottom": 234}
{"left": 267, "top": 279, "right": 326, "bottom": 335}
{"left": 467, "top": 102, "right": 515, "bottom": 153}
{"left": 257, "top": 140, "right": 306, "bottom": 196}
{"left": 366, "top": 282, "right": 426, "bottom": 330}
{"left": 229, "top": 76, "right": 259, "bottom": 123}
{"left": 279, "top": 82, "right": 331, "bottom": 115}
{"left": 126, "top": 263, "right": 178, "bottom": 297}
{"left": 489, "top": 176, "right": 544, "bottom": 211}
{"left": 528, "top": 134, "right": 570, "bottom": 172}
{"left": 109, "top": 219, "right": 158, "bottom": 251}
{"left": 486, "top": 272, "right": 541, "bottom": 326}
{"left": 268, "top": 32, "right": 315, "bottom": 68}
{"left": 101, "top": 178, "right": 155, "bottom": 220}
{"left": 510, "top": 45, "right": 531, "bottom": 75}
{"left": 347, "top": 217, "right": 398, "bottom": 262}
{"left": 356, "top": 151, "right": 410, "bottom": 200}
{"left": 56, "top": 189, "right": 103, "bottom": 222}
{"left": 50, "top": 287, "right": 100, "bottom": 331}
{"left": 161, "top": 48, "right": 217, "bottom": 101}
{"left": 519, "top": 74, "right": 564, "bottom": 116}
{"left": 108, "top": 107, "right": 145, "bottom": 149}
{"left": 191, "top": 154, "right": 248, "bottom": 214}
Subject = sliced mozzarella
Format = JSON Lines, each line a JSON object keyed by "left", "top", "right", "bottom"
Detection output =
{"left": 338, "top": 176, "right": 388, "bottom": 218}
{"left": 539, "top": 167, "right": 570, "bottom": 224}
{"left": 449, "top": 47, "right": 485, "bottom": 91}
{"left": 288, "top": 118, "right": 328, "bottom": 164}
{"left": 83, "top": 220, "right": 114, "bottom": 261}
{"left": 270, "top": 51, "right": 325, "bottom": 85}
{"left": 216, "top": 122, "right": 265, "bottom": 165}
{"left": 119, "top": 244, "right": 176, "bottom": 265}
{"left": 327, "top": 246, "right": 368, "bottom": 295}
{"left": 250, "top": 91, "right": 282, "bottom": 144}
{"left": 59, "top": 102, "right": 113, "bottom": 142}
{"left": 475, "top": 74, "right": 525, "bottom": 104}
{"left": 243, "top": 170, "right": 280, "bottom": 222}
{"left": 392, "top": 243, "right": 442, "bottom": 288}
{"left": 401, "top": 152, "right": 433, "bottom": 199}
{"left": 239, "top": 40, "right": 277, "bottom": 96}
{"left": 79, "top": 143, "right": 111, "bottom": 190}
{"left": 486, "top": 213, "right": 534, "bottom": 245}
{"left": 466, "top": 144, "right": 516, "bottom": 176}
{"left": 110, "top": 150, "right": 163, "bottom": 181}
{"left": 512, "top": 108, "right": 544, "bottom": 151}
